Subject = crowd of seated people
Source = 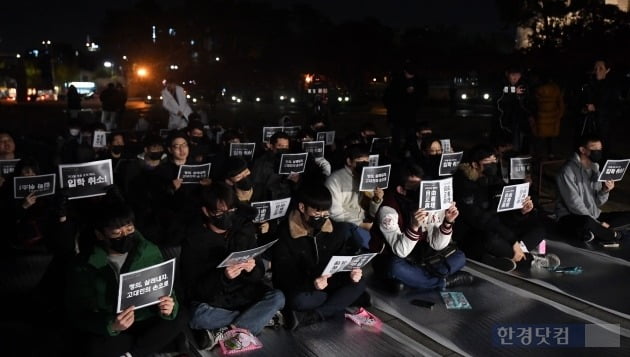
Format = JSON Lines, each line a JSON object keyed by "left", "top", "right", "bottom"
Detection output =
{"left": 1, "top": 103, "right": 628, "bottom": 356}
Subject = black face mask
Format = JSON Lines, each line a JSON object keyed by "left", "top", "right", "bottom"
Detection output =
{"left": 209, "top": 211, "right": 235, "bottom": 231}
{"left": 353, "top": 161, "right": 368, "bottom": 177}
{"left": 189, "top": 137, "right": 202, "bottom": 145}
{"left": 111, "top": 145, "right": 124, "bottom": 155}
{"left": 147, "top": 152, "right": 163, "bottom": 161}
{"left": 588, "top": 150, "right": 603, "bottom": 163}
{"left": 482, "top": 163, "right": 498, "bottom": 177}
{"left": 276, "top": 148, "right": 290, "bottom": 155}
{"left": 235, "top": 176, "right": 253, "bottom": 191}
{"left": 307, "top": 215, "right": 327, "bottom": 231}
{"left": 107, "top": 232, "right": 137, "bottom": 254}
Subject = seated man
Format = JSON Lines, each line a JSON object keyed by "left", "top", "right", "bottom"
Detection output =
{"left": 370, "top": 163, "right": 473, "bottom": 291}
{"left": 273, "top": 184, "right": 367, "bottom": 330}
{"left": 453, "top": 144, "right": 544, "bottom": 271}
{"left": 65, "top": 203, "right": 185, "bottom": 357}
{"left": 556, "top": 135, "right": 630, "bottom": 243}
{"left": 181, "top": 183, "right": 285, "bottom": 351}
{"left": 325, "top": 144, "right": 383, "bottom": 250}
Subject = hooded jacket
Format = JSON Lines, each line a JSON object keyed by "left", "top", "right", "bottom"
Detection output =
{"left": 325, "top": 166, "right": 381, "bottom": 226}
{"left": 555, "top": 153, "right": 608, "bottom": 220}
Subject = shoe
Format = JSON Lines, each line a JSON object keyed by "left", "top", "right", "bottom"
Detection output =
{"left": 193, "top": 327, "right": 228, "bottom": 350}
{"left": 287, "top": 310, "right": 322, "bottom": 331}
{"left": 583, "top": 230, "right": 595, "bottom": 243}
{"left": 531, "top": 253, "right": 561, "bottom": 270}
{"left": 350, "top": 291, "right": 372, "bottom": 308}
{"left": 482, "top": 254, "right": 517, "bottom": 272}
{"left": 265, "top": 310, "right": 284, "bottom": 329}
{"left": 443, "top": 271, "right": 474, "bottom": 289}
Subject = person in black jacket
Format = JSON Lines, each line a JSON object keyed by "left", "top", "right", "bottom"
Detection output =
{"left": 272, "top": 183, "right": 366, "bottom": 330}
{"left": 181, "top": 183, "right": 285, "bottom": 350}
{"left": 452, "top": 145, "right": 542, "bottom": 272}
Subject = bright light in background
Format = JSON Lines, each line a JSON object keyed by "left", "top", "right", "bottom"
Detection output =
{"left": 236, "top": 98, "right": 242, "bottom": 103}
{"left": 305, "top": 74, "right": 313, "bottom": 83}
{"left": 215, "top": 57, "right": 220, "bottom": 62}
{"left": 279, "top": 95, "right": 285, "bottom": 101}
{"left": 103, "top": 61, "right": 112, "bottom": 68}
{"left": 192, "top": 98, "right": 197, "bottom": 103}
{"left": 483, "top": 93, "right": 490, "bottom": 100}
{"left": 337, "top": 97, "right": 343, "bottom": 102}
{"left": 372, "top": 78, "right": 377, "bottom": 82}
{"left": 255, "top": 97, "right": 261, "bottom": 102}
{"left": 136, "top": 67, "right": 148, "bottom": 78}
{"left": 16, "top": 54, "right": 21, "bottom": 58}
{"left": 231, "top": 96, "right": 237, "bottom": 101}
{"left": 170, "top": 65, "right": 179, "bottom": 70}
{"left": 186, "top": 94, "right": 191, "bottom": 99}
{"left": 290, "top": 97, "right": 296, "bottom": 103}
{"left": 344, "top": 96, "right": 350, "bottom": 102}
{"left": 122, "top": 55, "right": 128, "bottom": 60}
{"left": 461, "top": 93, "right": 468, "bottom": 100}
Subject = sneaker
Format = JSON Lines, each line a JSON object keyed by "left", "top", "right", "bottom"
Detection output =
{"left": 287, "top": 310, "right": 322, "bottom": 331}
{"left": 193, "top": 327, "right": 228, "bottom": 351}
{"left": 265, "top": 311, "right": 284, "bottom": 329}
{"left": 443, "top": 271, "right": 474, "bottom": 289}
{"left": 583, "top": 230, "right": 595, "bottom": 243}
{"left": 531, "top": 253, "right": 561, "bottom": 270}
{"left": 482, "top": 254, "right": 517, "bottom": 272}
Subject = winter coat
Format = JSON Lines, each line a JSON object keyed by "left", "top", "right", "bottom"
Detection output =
{"left": 555, "top": 153, "right": 608, "bottom": 220}
{"left": 65, "top": 232, "right": 179, "bottom": 337}
{"left": 162, "top": 86, "right": 193, "bottom": 130}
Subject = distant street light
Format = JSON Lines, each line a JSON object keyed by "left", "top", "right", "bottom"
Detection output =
{"left": 122, "top": 55, "right": 128, "bottom": 60}
{"left": 137, "top": 67, "right": 148, "bottom": 78}
{"left": 103, "top": 61, "right": 113, "bottom": 68}
{"left": 215, "top": 56, "right": 220, "bottom": 62}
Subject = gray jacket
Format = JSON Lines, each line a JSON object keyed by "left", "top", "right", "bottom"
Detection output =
{"left": 555, "top": 153, "right": 608, "bottom": 219}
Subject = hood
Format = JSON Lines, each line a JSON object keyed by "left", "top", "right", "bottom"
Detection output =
{"left": 288, "top": 209, "right": 333, "bottom": 239}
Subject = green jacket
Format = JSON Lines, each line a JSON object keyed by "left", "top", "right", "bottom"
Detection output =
{"left": 65, "top": 232, "right": 179, "bottom": 336}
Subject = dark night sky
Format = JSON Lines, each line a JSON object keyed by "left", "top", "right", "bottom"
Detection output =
{"left": 0, "top": 0, "right": 501, "bottom": 53}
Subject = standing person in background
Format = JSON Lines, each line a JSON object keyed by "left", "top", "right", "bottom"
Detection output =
{"left": 100, "top": 83, "right": 119, "bottom": 131}
{"left": 583, "top": 60, "right": 622, "bottom": 156}
{"left": 383, "top": 59, "right": 426, "bottom": 153}
{"left": 496, "top": 66, "right": 533, "bottom": 154}
{"left": 115, "top": 83, "right": 128, "bottom": 127}
{"left": 162, "top": 78, "right": 193, "bottom": 130}
{"left": 67, "top": 85, "right": 81, "bottom": 120}
{"left": 533, "top": 74, "right": 565, "bottom": 159}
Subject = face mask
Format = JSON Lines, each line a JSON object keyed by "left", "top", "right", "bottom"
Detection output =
{"left": 69, "top": 129, "right": 80, "bottom": 136}
{"left": 111, "top": 145, "right": 124, "bottom": 155}
{"left": 307, "top": 215, "right": 327, "bottom": 231}
{"left": 209, "top": 211, "right": 235, "bottom": 230}
{"left": 147, "top": 151, "right": 163, "bottom": 161}
{"left": 588, "top": 150, "right": 603, "bottom": 163}
{"left": 275, "top": 148, "right": 290, "bottom": 155}
{"left": 482, "top": 163, "right": 498, "bottom": 177}
{"left": 108, "top": 232, "right": 137, "bottom": 254}
{"left": 353, "top": 161, "right": 368, "bottom": 176}
{"left": 235, "top": 176, "right": 253, "bottom": 191}
{"left": 190, "top": 137, "right": 201, "bottom": 144}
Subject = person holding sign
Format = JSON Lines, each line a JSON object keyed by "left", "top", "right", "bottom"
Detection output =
{"left": 0, "top": 130, "right": 19, "bottom": 188}
{"left": 181, "top": 183, "right": 285, "bottom": 351}
{"left": 325, "top": 144, "right": 384, "bottom": 250}
{"left": 556, "top": 135, "right": 630, "bottom": 243}
{"left": 251, "top": 132, "right": 296, "bottom": 201}
{"left": 65, "top": 203, "right": 185, "bottom": 357}
{"left": 273, "top": 184, "right": 367, "bottom": 331}
{"left": 370, "top": 163, "right": 472, "bottom": 291}
{"left": 453, "top": 145, "right": 544, "bottom": 272}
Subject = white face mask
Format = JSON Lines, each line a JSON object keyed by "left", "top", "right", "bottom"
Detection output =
{"left": 69, "top": 129, "right": 80, "bottom": 136}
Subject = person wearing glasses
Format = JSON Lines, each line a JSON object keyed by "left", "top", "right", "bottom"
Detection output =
{"left": 181, "top": 183, "right": 285, "bottom": 351}
{"left": 273, "top": 183, "right": 366, "bottom": 330}
{"left": 65, "top": 203, "right": 185, "bottom": 357}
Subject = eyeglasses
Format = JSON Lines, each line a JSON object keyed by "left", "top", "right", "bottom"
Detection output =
{"left": 108, "top": 224, "right": 135, "bottom": 239}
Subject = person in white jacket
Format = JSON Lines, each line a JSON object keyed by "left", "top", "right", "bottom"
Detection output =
{"left": 162, "top": 79, "right": 193, "bottom": 130}
{"left": 325, "top": 144, "right": 383, "bottom": 250}
{"left": 370, "top": 163, "right": 473, "bottom": 291}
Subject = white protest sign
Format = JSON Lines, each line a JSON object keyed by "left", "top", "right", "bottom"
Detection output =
{"left": 59, "top": 159, "right": 113, "bottom": 199}
{"left": 359, "top": 164, "right": 391, "bottom": 192}
{"left": 0, "top": 159, "right": 20, "bottom": 176}
{"left": 316, "top": 131, "right": 335, "bottom": 146}
{"left": 598, "top": 159, "right": 630, "bottom": 182}
{"left": 497, "top": 182, "right": 530, "bottom": 212}
{"left": 262, "top": 127, "right": 284, "bottom": 143}
{"left": 92, "top": 130, "right": 108, "bottom": 148}
{"left": 251, "top": 198, "right": 291, "bottom": 223}
{"left": 117, "top": 259, "right": 175, "bottom": 313}
{"left": 368, "top": 154, "right": 379, "bottom": 167}
{"left": 13, "top": 174, "right": 56, "bottom": 199}
{"left": 177, "top": 163, "right": 211, "bottom": 184}
{"left": 440, "top": 139, "right": 453, "bottom": 153}
{"left": 321, "top": 253, "right": 377, "bottom": 276}
{"left": 302, "top": 141, "right": 325, "bottom": 159}
{"left": 510, "top": 156, "right": 532, "bottom": 180}
{"left": 279, "top": 153, "right": 308, "bottom": 174}
{"left": 217, "top": 240, "right": 278, "bottom": 268}
{"left": 419, "top": 177, "right": 454, "bottom": 212}
{"left": 439, "top": 151, "right": 463, "bottom": 176}
{"left": 229, "top": 143, "right": 256, "bottom": 160}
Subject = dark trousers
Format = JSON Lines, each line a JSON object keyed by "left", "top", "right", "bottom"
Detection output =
{"left": 486, "top": 214, "right": 545, "bottom": 259}
{"left": 558, "top": 211, "right": 630, "bottom": 243}
{"left": 288, "top": 274, "right": 367, "bottom": 318}
{"left": 84, "top": 312, "right": 187, "bottom": 357}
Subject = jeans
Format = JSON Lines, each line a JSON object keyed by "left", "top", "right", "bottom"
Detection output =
{"left": 336, "top": 222, "right": 371, "bottom": 251}
{"left": 289, "top": 274, "right": 367, "bottom": 318}
{"left": 189, "top": 289, "right": 285, "bottom": 335}
{"left": 386, "top": 250, "right": 467, "bottom": 290}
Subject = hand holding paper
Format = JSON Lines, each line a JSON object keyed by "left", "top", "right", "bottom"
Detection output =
{"left": 350, "top": 268, "right": 362, "bottom": 283}
{"left": 411, "top": 208, "right": 428, "bottom": 231}
{"left": 314, "top": 275, "right": 330, "bottom": 290}
{"left": 112, "top": 306, "right": 135, "bottom": 332}
{"left": 603, "top": 180, "right": 615, "bottom": 193}
{"left": 158, "top": 296, "right": 175, "bottom": 316}
{"left": 444, "top": 202, "right": 459, "bottom": 223}
{"left": 520, "top": 196, "right": 534, "bottom": 215}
